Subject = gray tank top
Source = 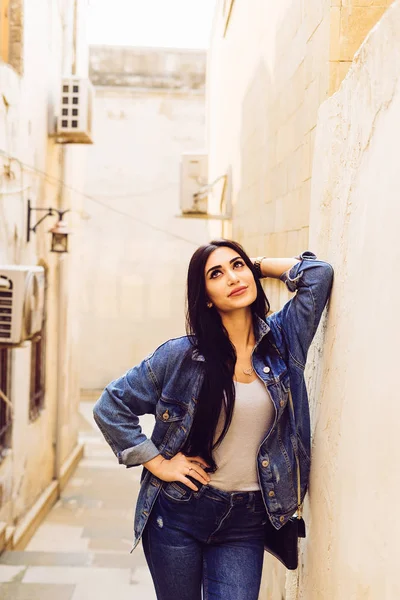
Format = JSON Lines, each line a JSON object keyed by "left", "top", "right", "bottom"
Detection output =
{"left": 208, "top": 378, "right": 275, "bottom": 492}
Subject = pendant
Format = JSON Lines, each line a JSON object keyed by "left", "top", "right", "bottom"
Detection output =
{"left": 242, "top": 366, "right": 254, "bottom": 376}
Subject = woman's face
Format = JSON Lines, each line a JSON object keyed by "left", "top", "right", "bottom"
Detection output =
{"left": 204, "top": 246, "right": 257, "bottom": 314}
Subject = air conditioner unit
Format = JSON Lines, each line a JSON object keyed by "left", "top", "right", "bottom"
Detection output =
{"left": 180, "top": 152, "right": 208, "bottom": 215}
{"left": 0, "top": 266, "right": 45, "bottom": 344}
{"left": 55, "top": 77, "right": 94, "bottom": 144}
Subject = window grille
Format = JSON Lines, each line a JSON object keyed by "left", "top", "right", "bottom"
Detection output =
{"left": 29, "top": 268, "right": 47, "bottom": 421}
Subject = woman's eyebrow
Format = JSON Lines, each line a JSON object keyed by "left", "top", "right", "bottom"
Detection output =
{"left": 206, "top": 256, "right": 242, "bottom": 276}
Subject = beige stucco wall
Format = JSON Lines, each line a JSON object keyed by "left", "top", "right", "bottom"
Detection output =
{"left": 298, "top": 3, "right": 400, "bottom": 597}
{"left": 206, "top": 0, "right": 390, "bottom": 314}
{"left": 80, "top": 47, "right": 210, "bottom": 389}
{"left": 0, "top": 0, "right": 88, "bottom": 530}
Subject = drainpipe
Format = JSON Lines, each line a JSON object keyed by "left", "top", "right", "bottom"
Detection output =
{"left": 71, "top": 0, "right": 78, "bottom": 77}
{"left": 53, "top": 0, "right": 78, "bottom": 481}
{"left": 54, "top": 146, "right": 67, "bottom": 481}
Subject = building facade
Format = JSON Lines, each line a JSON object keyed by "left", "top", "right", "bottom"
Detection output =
{"left": 0, "top": 0, "right": 90, "bottom": 550}
{"left": 80, "top": 46, "right": 210, "bottom": 389}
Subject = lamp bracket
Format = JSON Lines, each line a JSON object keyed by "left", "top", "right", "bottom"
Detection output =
{"left": 27, "top": 199, "right": 70, "bottom": 242}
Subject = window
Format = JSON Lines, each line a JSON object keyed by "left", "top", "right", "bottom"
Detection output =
{"left": 0, "top": 347, "right": 12, "bottom": 460}
{"left": 0, "top": 0, "right": 24, "bottom": 75}
{"left": 29, "top": 265, "right": 47, "bottom": 421}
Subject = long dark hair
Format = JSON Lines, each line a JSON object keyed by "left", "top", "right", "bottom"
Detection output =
{"left": 181, "top": 239, "right": 270, "bottom": 470}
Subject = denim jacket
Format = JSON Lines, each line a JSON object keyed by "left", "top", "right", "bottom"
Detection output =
{"left": 93, "top": 251, "right": 334, "bottom": 552}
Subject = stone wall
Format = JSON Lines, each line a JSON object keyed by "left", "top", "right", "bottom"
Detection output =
{"left": 80, "top": 46, "right": 209, "bottom": 389}
{"left": 206, "top": 0, "right": 391, "bottom": 314}
{"left": 0, "top": 0, "right": 88, "bottom": 542}
{"left": 299, "top": 2, "right": 400, "bottom": 596}
{"left": 89, "top": 45, "right": 206, "bottom": 90}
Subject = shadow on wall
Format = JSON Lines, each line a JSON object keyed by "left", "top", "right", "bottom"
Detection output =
{"left": 237, "top": 60, "right": 274, "bottom": 243}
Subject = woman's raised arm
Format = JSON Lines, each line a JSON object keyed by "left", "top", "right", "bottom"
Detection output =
{"left": 260, "top": 251, "right": 334, "bottom": 369}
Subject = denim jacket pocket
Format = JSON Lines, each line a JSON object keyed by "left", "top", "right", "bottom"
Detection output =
{"left": 153, "top": 397, "right": 187, "bottom": 448}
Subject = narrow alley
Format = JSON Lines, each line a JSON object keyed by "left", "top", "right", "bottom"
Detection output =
{"left": 1, "top": 0, "right": 400, "bottom": 598}
{"left": 0, "top": 394, "right": 156, "bottom": 600}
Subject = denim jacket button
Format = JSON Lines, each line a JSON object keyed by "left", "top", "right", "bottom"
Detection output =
{"left": 162, "top": 410, "right": 169, "bottom": 421}
{"left": 262, "top": 459, "right": 269, "bottom": 467}
{"left": 268, "top": 490, "right": 275, "bottom": 497}
{"left": 263, "top": 366, "right": 270, "bottom": 374}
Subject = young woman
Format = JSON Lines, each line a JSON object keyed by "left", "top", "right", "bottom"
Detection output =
{"left": 93, "top": 239, "right": 334, "bottom": 600}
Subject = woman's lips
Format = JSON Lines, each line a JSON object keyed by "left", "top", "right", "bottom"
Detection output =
{"left": 229, "top": 287, "right": 248, "bottom": 297}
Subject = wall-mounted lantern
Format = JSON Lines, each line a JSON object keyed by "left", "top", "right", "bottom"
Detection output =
{"left": 27, "top": 199, "right": 71, "bottom": 254}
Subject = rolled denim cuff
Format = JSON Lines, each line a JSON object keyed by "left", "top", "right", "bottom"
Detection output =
{"left": 279, "top": 251, "right": 317, "bottom": 292}
{"left": 117, "top": 438, "right": 160, "bottom": 468}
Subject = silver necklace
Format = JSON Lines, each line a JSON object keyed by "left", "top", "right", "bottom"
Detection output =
{"left": 242, "top": 366, "right": 254, "bottom": 376}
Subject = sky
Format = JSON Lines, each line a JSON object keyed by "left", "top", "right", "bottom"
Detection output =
{"left": 87, "top": 0, "right": 217, "bottom": 49}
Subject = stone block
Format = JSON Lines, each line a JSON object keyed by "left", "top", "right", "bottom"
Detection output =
{"left": 330, "top": 7, "right": 342, "bottom": 61}
{"left": 0, "top": 565, "right": 26, "bottom": 582}
{"left": 299, "top": 180, "right": 312, "bottom": 227}
{"left": 274, "top": 197, "right": 285, "bottom": 232}
{"left": 339, "top": 6, "right": 386, "bottom": 61}
{"left": 287, "top": 188, "right": 306, "bottom": 231}
{"left": 304, "top": 77, "right": 321, "bottom": 134}
{"left": 13, "top": 482, "right": 60, "bottom": 551}
{"left": 0, "top": 522, "right": 6, "bottom": 553}
{"left": 276, "top": 0, "right": 303, "bottom": 54}
{"left": 287, "top": 145, "right": 303, "bottom": 192}
{"left": 71, "top": 580, "right": 156, "bottom": 600}
{"left": 285, "top": 230, "right": 300, "bottom": 257}
{"left": 297, "top": 227, "right": 310, "bottom": 251}
{"left": 270, "top": 160, "right": 288, "bottom": 201}
{"left": 329, "top": 60, "right": 352, "bottom": 95}
{"left": 0, "top": 582, "right": 75, "bottom": 600}
{"left": 302, "top": 132, "right": 312, "bottom": 183}
{"left": 262, "top": 202, "right": 276, "bottom": 234}
{"left": 305, "top": 0, "right": 328, "bottom": 41}
{"left": 305, "top": 14, "right": 331, "bottom": 90}
{"left": 22, "top": 565, "right": 131, "bottom": 585}
{"left": 310, "top": 126, "right": 317, "bottom": 172}
{"left": 342, "top": 0, "right": 387, "bottom": 6}
{"left": 59, "top": 444, "right": 84, "bottom": 493}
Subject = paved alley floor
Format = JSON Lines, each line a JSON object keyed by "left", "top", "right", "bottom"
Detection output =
{"left": 0, "top": 398, "right": 157, "bottom": 600}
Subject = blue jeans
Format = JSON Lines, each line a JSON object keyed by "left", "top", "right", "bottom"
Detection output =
{"left": 141, "top": 480, "right": 268, "bottom": 600}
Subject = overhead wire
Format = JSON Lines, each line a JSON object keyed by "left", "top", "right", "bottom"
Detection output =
{"left": 0, "top": 149, "right": 205, "bottom": 247}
